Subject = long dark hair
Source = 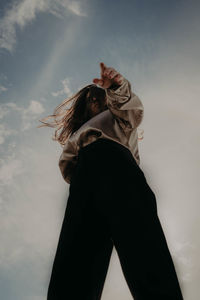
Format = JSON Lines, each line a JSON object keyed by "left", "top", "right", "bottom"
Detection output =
{"left": 37, "top": 84, "right": 107, "bottom": 146}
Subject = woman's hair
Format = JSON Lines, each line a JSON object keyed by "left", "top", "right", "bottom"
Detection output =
{"left": 37, "top": 84, "right": 107, "bottom": 146}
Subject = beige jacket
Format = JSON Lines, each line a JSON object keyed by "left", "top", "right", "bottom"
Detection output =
{"left": 58, "top": 77, "right": 144, "bottom": 184}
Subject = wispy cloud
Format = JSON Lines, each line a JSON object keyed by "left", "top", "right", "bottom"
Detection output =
{"left": 51, "top": 77, "right": 72, "bottom": 97}
{"left": 0, "top": 123, "right": 18, "bottom": 145}
{"left": 20, "top": 100, "right": 46, "bottom": 131}
{"left": 0, "top": 100, "right": 45, "bottom": 144}
{"left": 172, "top": 240, "right": 196, "bottom": 283}
{"left": 0, "top": 158, "right": 25, "bottom": 186}
{"left": 6, "top": 100, "right": 45, "bottom": 129}
{"left": 0, "top": 0, "right": 87, "bottom": 53}
{"left": 0, "top": 85, "right": 8, "bottom": 94}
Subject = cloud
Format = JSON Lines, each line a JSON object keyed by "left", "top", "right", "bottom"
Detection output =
{"left": 66, "top": 0, "right": 87, "bottom": 16}
{"left": 0, "top": 105, "right": 10, "bottom": 119}
{"left": 0, "top": 123, "right": 18, "bottom": 145}
{"left": 51, "top": 77, "right": 72, "bottom": 97}
{"left": 24, "top": 100, "right": 45, "bottom": 115}
{"left": 0, "top": 0, "right": 87, "bottom": 53}
{"left": 0, "top": 158, "right": 25, "bottom": 186}
{"left": 6, "top": 99, "right": 45, "bottom": 114}
{"left": 20, "top": 100, "right": 46, "bottom": 131}
{"left": 50, "top": 0, "right": 87, "bottom": 18}
{"left": 0, "top": 85, "right": 8, "bottom": 94}
{"left": 171, "top": 240, "right": 196, "bottom": 283}
{"left": 0, "top": 100, "right": 45, "bottom": 144}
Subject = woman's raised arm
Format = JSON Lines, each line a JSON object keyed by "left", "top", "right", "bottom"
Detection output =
{"left": 105, "top": 76, "right": 144, "bottom": 130}
{"left": 93, "top": 62, "right": 144, "bottom": 130}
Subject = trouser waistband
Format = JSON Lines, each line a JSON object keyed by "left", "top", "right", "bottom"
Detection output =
{"left": 78, "top": 138, "right": 136, "bottom": 161}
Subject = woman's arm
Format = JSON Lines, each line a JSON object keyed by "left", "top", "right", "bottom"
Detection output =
{"left": 105, "top": 76, "right": 144, "bottom": 129}
{"left": 93, "top": 62, "right": 144, "bottom": 130}
{"left": 58, "top": 138, "right": 78, "bottom": 184}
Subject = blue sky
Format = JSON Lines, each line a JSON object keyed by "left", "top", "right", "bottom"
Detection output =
{"left": 0, "top": 0, "right": 200, "bottom": 299}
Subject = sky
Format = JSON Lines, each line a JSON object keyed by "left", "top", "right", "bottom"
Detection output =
{"left": 0, "top": 0, "right": 200, "bottom": 299}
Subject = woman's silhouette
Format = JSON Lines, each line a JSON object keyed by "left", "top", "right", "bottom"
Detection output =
{"left": 38, "top": 62, "right": 184, "bottom": 300}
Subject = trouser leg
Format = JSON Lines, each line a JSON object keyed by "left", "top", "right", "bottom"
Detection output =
{"left": 47, "top": 159, "right": 113, "bottom": 300}
{"left": 75, "top": 139, "right": 184, "bottom": 300}
{"left": 96, "top": 167, "right": 184, "bottom": 300}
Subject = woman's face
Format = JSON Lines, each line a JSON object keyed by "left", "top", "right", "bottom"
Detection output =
{"left": 87, "top": 95, "right": 108, "bottom": 118}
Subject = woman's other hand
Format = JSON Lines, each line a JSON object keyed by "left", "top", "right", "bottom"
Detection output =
{"left": 93, "top": 62, "right": 124, "bottom": 89}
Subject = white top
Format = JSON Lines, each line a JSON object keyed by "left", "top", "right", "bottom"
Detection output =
{"left": 58, "top": 77, "right": 144, "bottom": 184}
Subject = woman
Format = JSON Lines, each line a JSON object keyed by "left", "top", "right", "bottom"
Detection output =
{"left": 38, "top": 62, "right": 184, "bottom": 300}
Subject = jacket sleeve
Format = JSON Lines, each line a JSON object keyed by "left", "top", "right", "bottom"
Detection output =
{"left": 105, "top": 77, "right": 144, "bottom": 130}
{"left": 58, "top": 137, "right": 78, "bottom": 184}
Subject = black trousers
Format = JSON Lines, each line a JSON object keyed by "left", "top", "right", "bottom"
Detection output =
{"left": 47, "top": 138, "right": 184, "bottom": 300}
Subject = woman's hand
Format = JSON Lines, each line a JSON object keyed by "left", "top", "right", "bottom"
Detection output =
{"left": 93, "top": 62, "right": 124, "bottom": 89}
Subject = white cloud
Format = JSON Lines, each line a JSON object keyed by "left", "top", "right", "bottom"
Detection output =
{"left": 67, "top": 0, "right": 87, "bottom": 16}
{"left": 4, "top": 99, "right": 45, "bottom": 116}
{"left": 0, "top": 105, "right": 10, "bottom": 119}
{"left": 0, "top": 158, "right": 25, "bottom": 186}
{"left": 20, "top": 100, "right": 45, "bottom": 131}
{"left": 0, "top": 0, "right": 87, "bottom": 53}
{"left": 51, "top": 77, "right": 72, "bottom": 97}
{"left": 0, "top": 123, "right": 18, "bottom": 145}
{"left": 171, "top": 240, "right": 196, "bottom": 283}
{"left": 0, "top": 85, "right": 8, "bottom": 93}
{"left": 0, "top": 100, "right": 46, "bottom": 142}
{"left": 25, "top": 100, "right": 45, "bottom": 115}
{"left": 6, "top": 102, "right": 24, "bottom": 111}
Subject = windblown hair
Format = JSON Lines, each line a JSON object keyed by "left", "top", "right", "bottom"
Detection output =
{"left": 37, "top": 84, "right": 107, "bottom": 146}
